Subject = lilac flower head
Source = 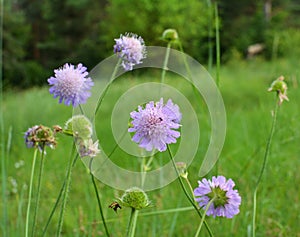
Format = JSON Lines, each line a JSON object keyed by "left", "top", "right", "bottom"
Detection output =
{"left": 194, "top": 176, "right": 241, "bottom": 218}
{"left": 128, "top": 98, "right": 181, "bottom": 152}
{"left": 114, "top": 33, "right": 146, "bottom": 71}
{"left": 48, "top": 63, "right": 94, "bottom": 107}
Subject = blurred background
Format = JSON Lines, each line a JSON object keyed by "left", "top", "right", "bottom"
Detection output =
{"left": 2, "top": 0, "right": 300, "bottom": 89}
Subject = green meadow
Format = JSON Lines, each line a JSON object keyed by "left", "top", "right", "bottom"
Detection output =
{"left": 2, "top": 57, "right": 300, "bottom": 236}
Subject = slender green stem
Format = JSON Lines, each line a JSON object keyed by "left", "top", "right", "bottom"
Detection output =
{"left": 252, "top": 99, "right": 279, "bottom": 237}
{"left": 194, "top": 197, "right": 215, "bottom": 237}
{"left": 42, "top": 155, "right": 78, "bottom": 236}
{"left": 126, "top": 208, "right": 138, "bottom": 237}
{"left": 91, "top": 173, "right": 110, "bottom": 236}
{"left": 94, "top": 59, "right": 121, "bottom": 118}
{"left": 31, "top": 147, "right": 46, "bottom": 236}
{"left": 213, "top": 1, "right": 221, "bottom": 176}
{"left": 184, "top": 176, "right": 196, "bottom": 200}
{"left": 161, "top": 42, "right": 171, "bottom": 86}
{"left": 141, "top": 150, "right": 155, "bottom": 187}
{"left": 206, "top": 0, "right": 213, "bottom": 72}
{"left": 56, "top": 146, "right": 77, "bottom": 237}
{"left": 178, "top": 42, "right": 199, "bottom": 97}
{"left": 25, "top": 148, "right": 38, "bottom": 237}
{"left": 214, "top": 1, "right": 220, "bottom": 88}
{"left": 166, "top": 145, "right": 213, "bottom": 237}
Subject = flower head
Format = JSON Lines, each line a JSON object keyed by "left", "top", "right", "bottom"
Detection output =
{"left": 24, "top": 125, "right": 57, "bottom": 152}
{"left": 268, "top": 75, "right": 289, "bottom": 105}
{"left": 48, "top": 63, "right": 94, "bottom": 107}
{"left": 128, "top": 98, "right": 181, "bottom": 152}
{"left": 119, "top": 187, "right": 151, "bottom": 210}
{"left": 114, "top": 33, "right": 146, "bottom": 71}
{"left": 194, "top": 176, "right": 241, "bottom": 218}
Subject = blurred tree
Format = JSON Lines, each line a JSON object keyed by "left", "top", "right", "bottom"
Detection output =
{"left": 2, "top": 0, "right": 299, "bottom": 88}
{"left": 2, "top": 1, "right": 31, "bottom": 88}
{"left": 101, "top": 0, "right": 211, "bottom": 61}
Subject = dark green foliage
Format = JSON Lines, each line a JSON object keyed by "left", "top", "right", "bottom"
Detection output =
{"left": 2, "top": 0, "right": 300, "bottom": 88}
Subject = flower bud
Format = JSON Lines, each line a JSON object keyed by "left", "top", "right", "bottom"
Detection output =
{"left": 119, "top": 187, "right": 151, "bottom": 210}
{"left": 162, "top": 29, "right": 179, "bottom": 42}
{"left": 64, "top": 115, "right": 92, "bottom": 139}
{"left": 268, "top": 76, "right": 289, "bottom": 105}
{"left": 176, "top": 162, "right": 188, "bottom": 178}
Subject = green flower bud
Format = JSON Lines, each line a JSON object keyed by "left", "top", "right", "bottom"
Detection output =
{"left": 268, "top": 76, "right": 289, "bottom": 105}
{"left": 162, "top": 29, "right": 179, "bottom": 42}
{"left": 176, "top": 162, "right": 188, "bottom": 178}
{"left": 119, "top": 187, "right": 151, "bottom": 210}
{"left": 64, "top": 115, "right": 92, "bottom": 139}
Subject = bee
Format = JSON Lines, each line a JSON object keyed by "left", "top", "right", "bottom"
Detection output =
{"left": 108, "top": 201, "right": 122, "bottom": 213}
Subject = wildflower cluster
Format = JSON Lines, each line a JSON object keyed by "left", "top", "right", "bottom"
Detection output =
{"left": 22, "top": 30, "right": 247, "bottom": 237}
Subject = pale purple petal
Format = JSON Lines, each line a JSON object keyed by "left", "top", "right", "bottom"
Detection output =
{"left": 128, "top": 98, "right": 181, "bottom": 152}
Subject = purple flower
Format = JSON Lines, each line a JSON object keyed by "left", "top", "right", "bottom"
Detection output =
{"left": 114, "top": 33, "right": 146, "bottom": 71}
{"left": 48, "top": 63, "right": 94, "bottom": 107}
{"left": 128, "top": 98, "right": 181, "bottom": 152}
{"left": 24, "top": 125, "right": 40, "bottom": 148}
{"left": 194, "top": 176, "right": 241, "bottom": 218}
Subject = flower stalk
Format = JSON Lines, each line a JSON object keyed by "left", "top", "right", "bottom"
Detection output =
{"left": 91, "top": 173, "right": 110, "bottom": 236}
{"left": 167, "top": 145, "right": 214, "bottom": 237}
{"left": 194, "top": 197, "right": 216, "bottom": 237}
{"left": 31, "top": 146, "right": 46, "bottom": 236}
{"left": 252, "top": 98, "right": 279, "bottom": 237}
{"left": 56, "top": 146, "right": 77, "bottom": 237}
{"left": 25, "top": 148, "right": 38, "bottom": 237}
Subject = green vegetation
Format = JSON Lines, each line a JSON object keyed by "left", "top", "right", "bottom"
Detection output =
{"left": 1, "top": 57, "right": 299, "bottom": 236}
{"left": 2, "top": 0, "right": 300, "bottom": 88}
